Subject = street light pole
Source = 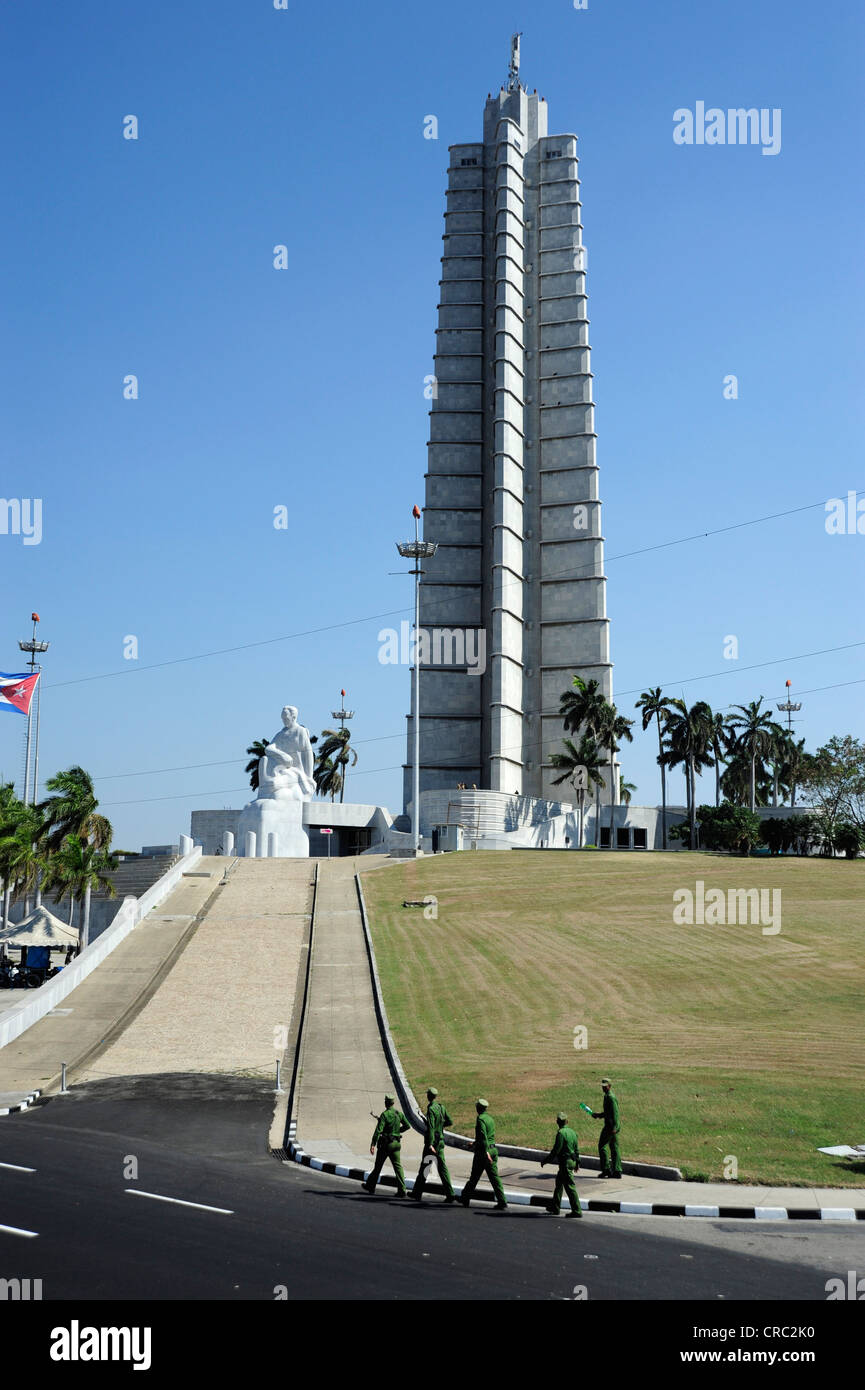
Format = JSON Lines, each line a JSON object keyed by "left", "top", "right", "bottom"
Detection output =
{"left": 330, "top": 688, "right": 355, "bottom": 803}
{"left": 396, "top": 506, "right": 437, "bottom": 857}
{"left": 330, "top": 689, "right": 355, "bottom": 732}
{"left": 776, "top": 678, "right": 802, "bottom": 738}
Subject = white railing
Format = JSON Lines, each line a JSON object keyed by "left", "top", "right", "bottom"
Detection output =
{"left": 0, "top": 846, "right": 203, "bottom": 1051}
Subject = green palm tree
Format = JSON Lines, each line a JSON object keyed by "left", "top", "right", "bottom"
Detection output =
{"left": 662, "top": 700, "right": 715, "bottom": 849}
{"left": 768, "top": 726, "right": 794, "bottom": 808}
{"left": 560, "top": 676, "right": 607, "bottom": 739}
{"left": 549, "top": 734, "right": 605, "bottom": 849}
{"left": 707, "top": 707, "right": 734, "bottom": 808}
{"left": 314, "top": 756, "right": 342, "bottom": 803}
{"left": 245, "top": 737, "right": 270, "bottom": 792}
{"left": 0, "top": 781, "right": 22, "bottom": 929}
{"left": 559, "top": 678, "right": 614, "bottom": 846}
{"left": 0, "top": 802, "right": 48, "bottom": 919}
{"left": 720, "top": 751, "right": 773, "bottom": 808}
{"left": 727, "top": 699, "right": 778, "bottom": 812}
{"left": 780, "top": 736, "right": 812, "bottom": 809}
{"left": 43, "top": 835, "right": 117, "bottom": 950}
{"left": 635, "top": 687, "right": 674, "bottom": 848}
{"left": 39, "top": 766, "right": 112, "bottom": 853}
{"left": 619, "top": 780, "right": 637, "bottom": 806}
{"left": 314, "top": 729, "right": 358, "bottom": 803}
{"left": 597, "top": 703, "right": 634, "bottom": 848}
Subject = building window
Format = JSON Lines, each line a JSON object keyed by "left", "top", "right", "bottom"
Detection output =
{"left": 460, "top": 157, "right": 478, "bottom": 167}
{"left": 599, "top": 826, "right": 611, "bottom": 848}
{"left": 545, "top": 150, "right": 562, "bottom": 159}
{"left": 616, "top": 827, "right": 630, "bottom": 849}
{"left": 633, "top": 827, "right": 648, "bottom": 850}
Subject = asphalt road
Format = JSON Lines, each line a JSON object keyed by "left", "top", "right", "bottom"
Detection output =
{"left": 1, "top": 1075, "right": 862, "bottom": 1309}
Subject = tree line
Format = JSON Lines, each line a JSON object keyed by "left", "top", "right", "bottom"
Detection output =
{"left": 0, "top": 767, "right": 118, "bottom": 947}
{"left": 551, "top": 679, "right": 864, "bottom": 856}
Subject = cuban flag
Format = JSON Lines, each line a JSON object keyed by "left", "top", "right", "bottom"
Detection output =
{"left": 0, "top": 672, "right": 40, "bottom": 716}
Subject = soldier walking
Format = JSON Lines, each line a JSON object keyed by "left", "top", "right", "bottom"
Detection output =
{"left": 412, "top": 1087, "right": 456, "bottom": 1203}
{"left": 363, "top": 1093, "right": 411, "bottom": 1197}
{"left": 541, "top": 1113, "right": 583, "bottom": 1217}
{"left": 458, "top": 1099, "right": 508, "bottom": 1210}
{"left": 591, "top": 1078, "right": 622, "bottom": 1178}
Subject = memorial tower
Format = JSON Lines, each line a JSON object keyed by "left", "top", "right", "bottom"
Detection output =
{"left": 404, "top": 38, "right": 614, "bottom": 809}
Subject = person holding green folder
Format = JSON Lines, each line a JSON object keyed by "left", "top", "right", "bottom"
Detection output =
{"left": 591, "top": 1078, "right": 622, "bottom": 1177}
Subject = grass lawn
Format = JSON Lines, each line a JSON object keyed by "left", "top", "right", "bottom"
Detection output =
{"left": 362, "top": 851, "right": 865, "bottom": 1187}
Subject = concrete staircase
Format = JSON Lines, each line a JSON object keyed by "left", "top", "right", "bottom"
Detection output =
{"left": 94, "top": 855, "right": 181, "bottom": 900}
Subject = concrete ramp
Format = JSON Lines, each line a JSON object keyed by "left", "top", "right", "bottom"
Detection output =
{"left": 79, "top": 859, "right": 313, "bottom": 1082}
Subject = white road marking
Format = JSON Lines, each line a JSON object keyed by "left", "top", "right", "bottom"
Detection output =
{"left": 0, "top": 1161, "right": 36, "bottom": 1173}
{"left": 0, "top": 1222, "right": 38, "bottom": 1238}
{"left": 125, "top": 1189, "right": 233, "bottom": 1215}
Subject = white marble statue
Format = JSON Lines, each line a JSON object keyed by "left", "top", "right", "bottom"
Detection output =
{"left": 257, "top": 706, "right": 316, "bottom": 801}
{"left": 238, "top": 705, "right": 314, "bottom": 857}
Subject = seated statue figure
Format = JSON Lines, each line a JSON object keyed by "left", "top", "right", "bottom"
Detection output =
{"left": 257, "top": 705, "right": 316, "bottom": 802}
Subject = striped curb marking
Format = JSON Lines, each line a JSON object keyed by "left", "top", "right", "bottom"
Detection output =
{"left": 283, "top": 1140, "right": 863, "bottom": 1220}
{"left": 0, "top": 1090, "right": 41, "bottom": 1117}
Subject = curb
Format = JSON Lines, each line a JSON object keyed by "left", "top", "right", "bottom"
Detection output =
{"left": 282, "top": 1138, "right": 862, "bottom": 1220}
{"left": 275, "top": 868, "right": 862, "bottom": 1223}
{"left": 0, "top": 1089, "right": 41, "bottom": 1116}
{"left": 268, "top": 864, "right": 318, "bottom": 1153}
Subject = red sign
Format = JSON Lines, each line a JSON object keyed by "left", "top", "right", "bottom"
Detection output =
{"left": 320, "top": 828, "right": 333, "bottom": 835}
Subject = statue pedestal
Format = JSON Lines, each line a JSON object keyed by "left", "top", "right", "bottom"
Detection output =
{"left": 237, "top": 796, "right": 309, "bottom": 858}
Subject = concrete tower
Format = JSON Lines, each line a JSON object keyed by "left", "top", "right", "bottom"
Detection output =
{"left": 404, "top": 43, "right": 613, "bottom": 810}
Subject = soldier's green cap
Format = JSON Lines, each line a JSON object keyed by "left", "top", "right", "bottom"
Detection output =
{"left": 384, "top": 1093, "right": 395, "bottom": 1104}
{"left": 557, "top": 1112, "right": 568, "bottom": 1123}
{"left": 476, "top": 1097, "right": 489, "bottom": 1109}
{"left": 427, "top": 1087, "right": 438, "bottom": 1098}
{"left": 601, "top": 1078, "right": 612, "bottom": 1086}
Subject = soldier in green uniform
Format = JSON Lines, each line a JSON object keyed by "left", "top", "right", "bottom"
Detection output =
{"left": 363, "top": 1093, "right": 410, "bottom": 1197}
{"left": 412, "top": 1087, "right": 456, "bottom": 1203}
{"left": 541, "top": 1112, "right": 583, "bottom": 1217}
{"left": 591, "top": 1077, "right": 622, "bottom": 1178}
{"left": 458, "top": 1099, "right": 508, "bottom": 1210}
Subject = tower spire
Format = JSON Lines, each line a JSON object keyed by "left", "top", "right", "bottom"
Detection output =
{"left": 507, "top": 32, "right": 522, "bottom": 91}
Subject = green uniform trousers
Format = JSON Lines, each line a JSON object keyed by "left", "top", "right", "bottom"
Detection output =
{"left": 365, "top": 1141, "right": 407, "bottom": 1196}
{"left": 550, "top": 1157, "right": 582, "bottom": 1214}
{"left": 598, "top": 1127, "right": 621, "bottom": 1176}
{"left": 413, "top": 1141, "right": 455, "bottom": 1200}
{"left": 461, "top": 1150, "right": 507, "bottom": 1206}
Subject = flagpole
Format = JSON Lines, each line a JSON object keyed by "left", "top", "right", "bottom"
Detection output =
{"left": 22, "top": 702, "right": 33, "bottom": 805}
{"left": 32, "top": 674, "right": 43, "bottom": 807}
{"left": 18, "top": 614, "right": 49, "bottom": 806}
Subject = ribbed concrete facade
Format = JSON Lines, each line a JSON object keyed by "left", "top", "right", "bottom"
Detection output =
{"left": 404, "top": 80, "right": 612, "bottom": 810}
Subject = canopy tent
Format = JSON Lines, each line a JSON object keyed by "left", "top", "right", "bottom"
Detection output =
{"left": 0, "top": 906, "right": 79, "bottom": 948}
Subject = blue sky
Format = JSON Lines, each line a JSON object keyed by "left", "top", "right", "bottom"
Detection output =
{"left": 0, "top": 0, "right": 862, "bottom": 847}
